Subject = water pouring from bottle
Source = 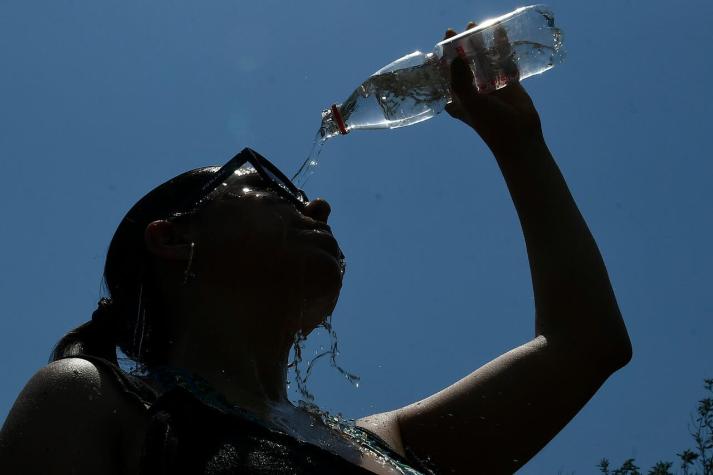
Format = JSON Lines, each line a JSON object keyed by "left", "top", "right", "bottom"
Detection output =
{"left": 291, "top": 5, "right": 565, "bottom": 187}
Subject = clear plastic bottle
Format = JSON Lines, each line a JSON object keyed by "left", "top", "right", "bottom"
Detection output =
{"left": 321, "top": 4, "right": 565, "bottom": 138}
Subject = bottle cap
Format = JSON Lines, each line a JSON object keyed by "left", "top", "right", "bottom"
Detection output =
{"left": 331, "top": 104, "right": 348, "bottom": 135}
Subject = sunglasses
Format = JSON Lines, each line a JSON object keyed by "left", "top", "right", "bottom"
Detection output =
{"left": 176, "top": 148, "right": 309, "bottom": 214}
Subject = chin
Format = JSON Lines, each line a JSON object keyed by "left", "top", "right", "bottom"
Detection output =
{"left": 299, "top": 302, "right": 336, "bottom": 336}
{"left": 293, "top": 244, "right": 343, "bottom": 289}
{"left": 308, "top": 261, "right": 343, "bottom": 303}
{"left": 298, "top": 262, "right": 342, "bottom": 332}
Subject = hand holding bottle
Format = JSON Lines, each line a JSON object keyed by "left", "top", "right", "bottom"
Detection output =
{"left": 444, "top": 23, "right": 543, "bottom": 155}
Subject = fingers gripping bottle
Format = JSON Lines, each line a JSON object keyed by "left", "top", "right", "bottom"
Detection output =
{"left": 321, "top": 4, "right": 565, "bottom": 138}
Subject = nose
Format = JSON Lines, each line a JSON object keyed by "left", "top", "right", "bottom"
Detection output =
{"left": 303, "top": 198, "right": 331, "bottom": 223}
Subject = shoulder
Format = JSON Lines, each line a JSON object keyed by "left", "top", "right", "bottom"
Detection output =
{"left": 4, "top": 358, "right": 120, "bottom": 424}
{"left": 356, "top": 411, "right": 406, "bottom": 458}
{"left": 0, "top": 357, "right": 146, "bottom": 475}
{"left": 9, "top": 357, "right": 135, "bottom": 424}
{"left": 29, "top": 357, "right": 111, "bottom": 393}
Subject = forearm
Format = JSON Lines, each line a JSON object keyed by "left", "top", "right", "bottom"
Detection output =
{"left": 492, "top": 133, "right": 631, "bottom": 361}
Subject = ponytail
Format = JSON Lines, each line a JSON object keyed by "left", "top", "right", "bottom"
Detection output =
{"left": 49, "top": 298, "right": 120, "bottom": 365}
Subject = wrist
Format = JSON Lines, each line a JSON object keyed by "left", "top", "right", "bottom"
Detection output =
{"left": 487, "top": 127, "right": 547, "bottom": 159}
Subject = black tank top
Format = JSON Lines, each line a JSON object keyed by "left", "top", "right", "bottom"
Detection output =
{"left": 71, "top": 355, "right": 432, "bottom": 475}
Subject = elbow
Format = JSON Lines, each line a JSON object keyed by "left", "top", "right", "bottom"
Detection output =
{"left": 603, "top": 308, "right": 633, "bottom": 371}
{"left": 554, "top": 314, "right": 633, "bottom": 374}
{"left": 612, "top": 332, "right": 633, "bottom": 370}
{"left": 589, "top": 306, "right": 634, "bottom": 372}
{"left": 562, "top": 333, "right": 632, "bottom": 381}
{"left": 590, "top": 323, "right": 633, "bottom": 375}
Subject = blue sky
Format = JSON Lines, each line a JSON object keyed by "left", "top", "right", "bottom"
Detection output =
{"left": 1, "top": 1, "right": 712, "bottom": 473}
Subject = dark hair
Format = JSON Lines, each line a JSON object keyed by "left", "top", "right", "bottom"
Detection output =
{"left": 50, "top": 167, "right": 218, "bottom": 367}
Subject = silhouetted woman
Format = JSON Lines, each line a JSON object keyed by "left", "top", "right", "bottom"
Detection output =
{"left": 0, "top": 26, "right": 631, "bottom": 474}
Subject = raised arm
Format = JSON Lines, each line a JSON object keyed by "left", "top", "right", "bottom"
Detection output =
{"left": 357, "top": 29, "right": 632, "bottom": 474}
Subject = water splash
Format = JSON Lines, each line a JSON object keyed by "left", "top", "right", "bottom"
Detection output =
{"left": 118, "top": 322, "right": 420, "bottom": 473}
{"left": 116, "top": 346, "right": 148, "bottom": 377}
{"left": 290, "top": 329, "right": 316, "bottom": 405}
{"left": 319, "top": 316, "right": 361, "bottom": 388}
{"left": 286, "top": 317, "right": 429, "bottom": 474}
{"left": 296, "top": 401, "right": 425, "bottom": 475}
{"left": 289, "top": 315, "right": 360, "bottom": 407}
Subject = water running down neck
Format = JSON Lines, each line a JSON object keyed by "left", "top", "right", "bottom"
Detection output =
{"left": 289, "top": 314, "right": 360, "bottom": 407}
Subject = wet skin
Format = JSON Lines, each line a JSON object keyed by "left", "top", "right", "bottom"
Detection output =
{"left": 186, "top": 172, "right": 344, "bottom": 332}
{"left": 137, "top": 173, "right": 407, "bottom": 473}
{"left": 0, "top": 23, "right": 633, "bottom": 475}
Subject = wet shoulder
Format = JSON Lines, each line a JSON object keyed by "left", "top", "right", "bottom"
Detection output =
{"left": 10, "top": 357, "right": 130, "bottom": 429}
{"left": 56, "top": 357, "right": 152, "bottom": 474}
{"left": 356, "top": 411, "right": 406, "bottom": 457}
{"left": 1, "top": 357, "right": 148, "bottom": 475}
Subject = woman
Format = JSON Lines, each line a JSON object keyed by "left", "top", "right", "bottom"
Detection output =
{"left": 0, "top": 26, "right": 632, "bottom": 474}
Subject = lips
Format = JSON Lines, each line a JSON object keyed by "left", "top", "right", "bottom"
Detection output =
{"left": 301, "top": 221, "right": 332, "bottom": 235}
{"left": 296, "top": 228, "right": 342, "bottom": 258}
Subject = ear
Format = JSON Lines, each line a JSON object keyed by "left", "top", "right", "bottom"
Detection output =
{"left": 144, "top": 220, "right": 193, "bottom": 260}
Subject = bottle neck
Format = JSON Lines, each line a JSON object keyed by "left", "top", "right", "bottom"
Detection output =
{"left": 330, "top": 104, "right": 348, "bottom": 135}
{"left": 321, "top": 104, "right": 348, "bottom": 138}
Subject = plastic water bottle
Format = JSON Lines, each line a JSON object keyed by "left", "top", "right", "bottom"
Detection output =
{"left": 321, "top": 5, "right": 565, "bottom": 138}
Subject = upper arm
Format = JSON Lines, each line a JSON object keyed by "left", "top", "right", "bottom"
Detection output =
{"left": 0, "top": 358, "right": 127, "bottom": 475}
{"left": 365, "top": 335, "right": 630, "bottom": 474}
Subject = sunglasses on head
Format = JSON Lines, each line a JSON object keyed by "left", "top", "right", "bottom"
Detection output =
{"left": 171, "top": 147, "right": 346, "bottom": 273}
{"left": 176, "top": 148, "right": 309, "bottom": 215}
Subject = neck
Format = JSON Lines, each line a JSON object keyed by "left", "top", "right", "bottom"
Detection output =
{"left": 162, "top": 297, "right": 297, "bottom": 416}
